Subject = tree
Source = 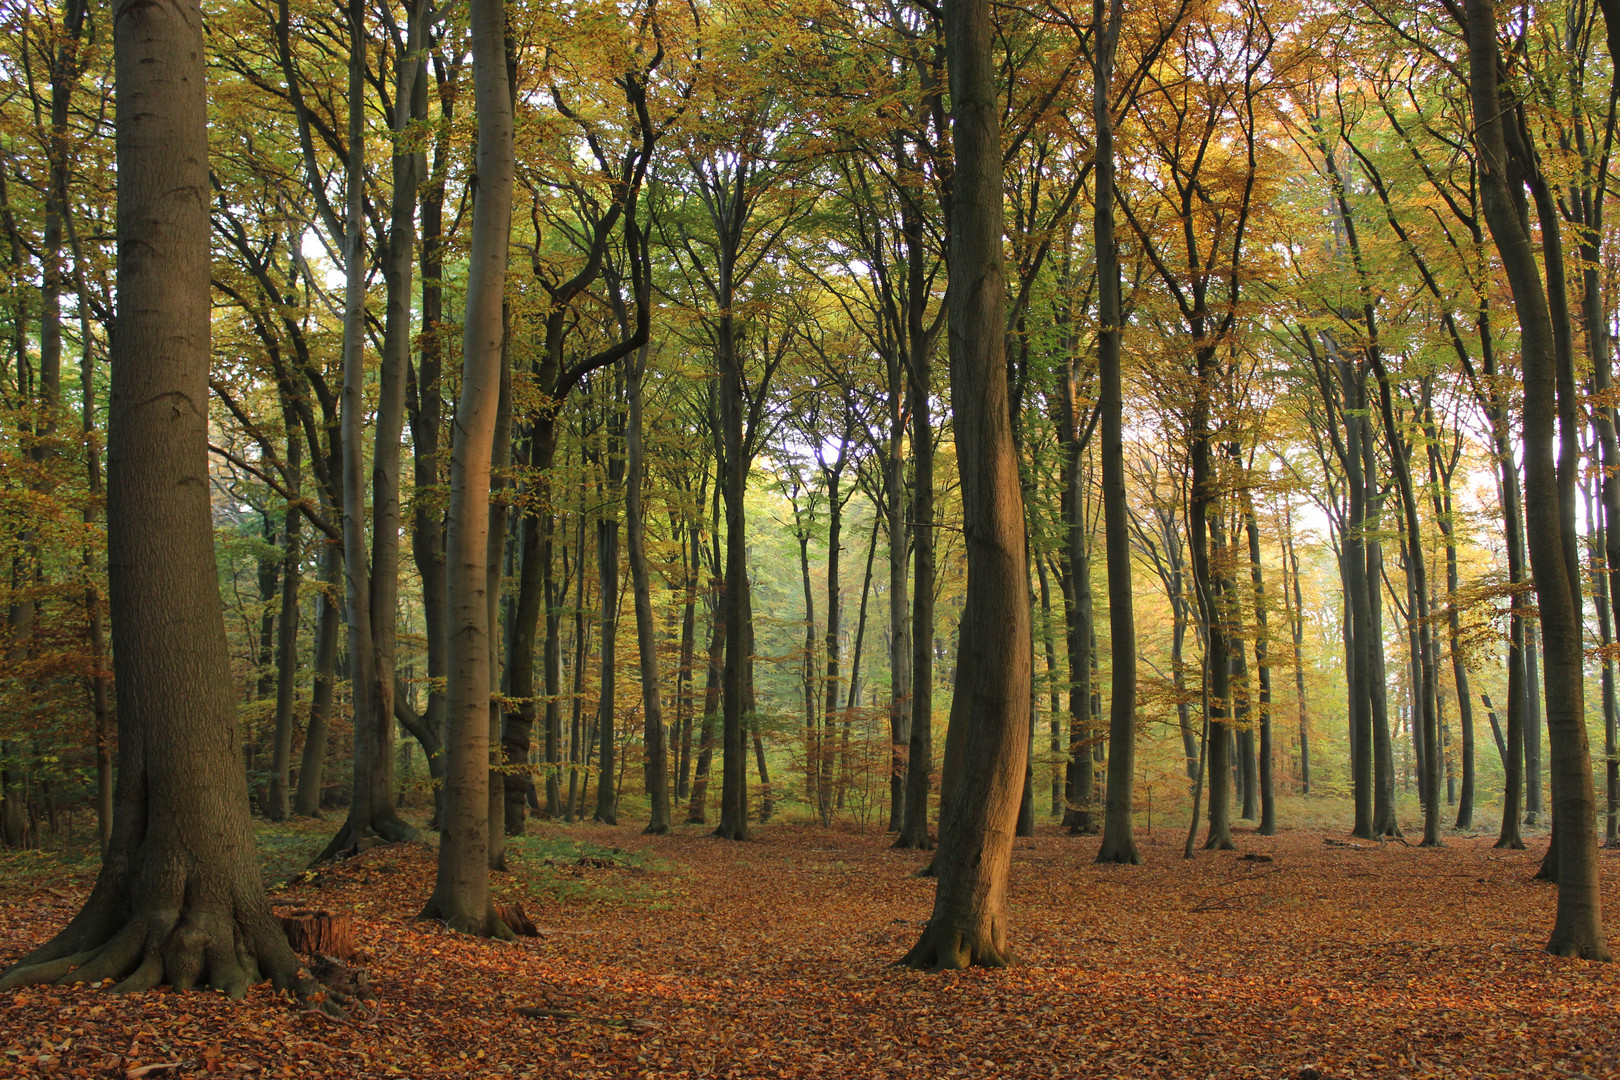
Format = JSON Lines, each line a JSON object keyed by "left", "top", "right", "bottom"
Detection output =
{"left": 1090, "top": 0, "right": 1139, "bottom": 866}
{"left": 420, "top": 0, "right": 516, "bottom": 939}
{"left": 1467, "top": 0, "right": 1608, "bottom": 960}
{"left": 0, "top": 0, "right": 310, "bottom": 994}
{"left": 902, "top": 0, "right": 1031, "bottom": 971}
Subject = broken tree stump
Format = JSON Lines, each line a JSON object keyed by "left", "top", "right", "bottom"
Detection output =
{"left": 277, "top": 909, "right": 356, "bottom": 960}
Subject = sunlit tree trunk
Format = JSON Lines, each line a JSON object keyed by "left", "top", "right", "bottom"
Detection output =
{"left": 421, "top": 0, "right": 516, "bottom": 938}
{"left": 902, "top": 0, "right": 1030, "bottom": 970}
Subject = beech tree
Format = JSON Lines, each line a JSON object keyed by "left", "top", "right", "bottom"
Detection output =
{"left": 902, "top": 0, "right": 1031, "bottom": 971}
{"left": 420, "top": 0, "right": 515, "bottom": 939}
{"left": 0, "top": 0, "right": 310, "bottom": 994}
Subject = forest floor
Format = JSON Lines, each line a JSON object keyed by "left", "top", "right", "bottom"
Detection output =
{"left": 2, "top": 817, "right": 1619, "bottom": 1078}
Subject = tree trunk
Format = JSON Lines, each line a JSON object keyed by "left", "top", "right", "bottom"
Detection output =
{"left": 1094, "top": 0, "right": 1138, "bottom": 864}
{"left": 485, "top": 327, "right": 513, "bottom": 869}
{"left": 266, "top": 413, "right": 303, "bottom": 822}
{"left": 318, "top": 0, "right": 417, "bottom": 862}
{"left": 594, "top": 448, "right": 623, "bottom": 825}
{"left": 885, "top": 353, "right": 911, "bottom": 833}
{"left": 686, "top": 593, "right": 724, "bottom": 824}
{"left": 897, "top": 212, "right": 936, "bottom": 850}
{"left": 294, "top": 536, "right": 341, "bottom": 818}
{"left": 626, "top": 346, "right": 671, "bottom": 834}
{"left": 421, "top": 0, "right": 517, "bottom": 938}
{"left": 903, "top": 0, "right": 1031, "bottom": 969}
{"left": 1, "top": 0, "right": 310, "bottom": 994}
{"left": 1469, "top": 0, "right": 1608, "bottom": 958}
{"left": 1245, "top": 506, "right": 1275, "bottom": 836}
{"left": 1282, "top": 505, "right": 1311, "bottom": 794}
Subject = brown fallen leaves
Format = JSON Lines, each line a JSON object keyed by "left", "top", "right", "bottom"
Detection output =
{"left": 2, "top": 824, "right": 1619, "bottom": 1078}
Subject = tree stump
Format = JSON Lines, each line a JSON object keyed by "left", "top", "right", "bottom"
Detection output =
{"left": 277, "top": 910, "right": 356, "bottom": 960}
{"left": 496, "top": 902, "right": 539, "bottom": 937}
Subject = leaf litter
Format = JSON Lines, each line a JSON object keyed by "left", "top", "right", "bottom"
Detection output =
{"left": 2, "top": 826, "right": 1618, "bottom": 1078}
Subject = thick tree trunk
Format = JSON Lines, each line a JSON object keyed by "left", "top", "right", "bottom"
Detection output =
{"left": 421, "top": 0, "right": 517, "bottom": 939}
{"left": 1, "top": 0, "right": 310, "bottom": 994}
{"left": 903, "top": 0, "right": 1031, "bottom": 969}
{"left": 1468, "top": 0, "right": 1608, "bottom": 958}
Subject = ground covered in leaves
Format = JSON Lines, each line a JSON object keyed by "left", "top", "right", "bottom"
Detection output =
{"left": 3, "top": 819, "right": 1618, "bottom": 1078}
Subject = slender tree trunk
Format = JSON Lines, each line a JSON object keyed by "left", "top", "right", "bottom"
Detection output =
{"left": 1282, "top": 505, "right": 1311, "bottom": 794}
{"left": 485, "top": 325, "right": 513, "bottom": 869}
{"left": 686, "top": 591, "right": 724, "bottom": 824}
{"left": 566, "top": 509, "right": 590, "bottom": 821}
{"left": 898, "top": 229, "right": 936, "bottom": 850}
{"left": 674, "top": 507, "right": 701, "bottom": 801}
{"left": 885, "top": 358, "right": 911, "bottom": 832}
{"left": 267, "top": 415, "right": 303, "bottom": 821}
{"left": 626, "top": 347, "right": 671, "bottom": 834}
{"left": 594, "top": 455, "right": 623, "bottom": 825}
{"left": 1094, "top": 0, "right": 1138, "bottom": 864}
{"left": 421, "top": 0, "right": 516, "bottom": 938}
{"left": 543, "top": 508, "right": 565, "bottom": 817}
{"left": 294, "top": 537, "right": 341, "bottom": 817}
{"left": 1245, "top": 506, "right": 1275, "bottom": 836}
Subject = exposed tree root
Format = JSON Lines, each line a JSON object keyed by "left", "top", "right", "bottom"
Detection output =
{"left": 0, "top": 887, "right": 345, "bottom": 1015}
{"left": 900, "top": 921, "right": 1014, "bottom": 971}
{"left": 312, "top": 813, "right": 419, "bottom": 866}
{"left": 418, "top": 900, "right": 519, "bottom": 941}
{"left": 1545, "top": 936, "right": 1612, "bottom": 962}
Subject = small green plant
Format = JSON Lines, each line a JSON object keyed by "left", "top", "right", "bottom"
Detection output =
{"left": 500, "top": 832, "right": 672, "bottom": 909}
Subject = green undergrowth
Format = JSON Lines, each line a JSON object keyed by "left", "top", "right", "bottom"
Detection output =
{"left": 500, "top": 831, "right": 673, "bottom": 909}
{"left": 0, "top": 838, "right": 99, "bottom": 892}
{"left": 253, "top": 817, "right": 344, "bottom": 886}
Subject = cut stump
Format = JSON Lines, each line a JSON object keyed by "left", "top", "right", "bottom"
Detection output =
{"left": 277, "top": 910, "right": 356, "bottom": 960}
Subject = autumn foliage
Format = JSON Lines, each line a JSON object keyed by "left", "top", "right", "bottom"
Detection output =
{"left": 3, "top": 823, "right": 1618, "bottom": 1078}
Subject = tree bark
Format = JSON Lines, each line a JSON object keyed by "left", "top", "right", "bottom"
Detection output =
{"left": 1468, "top": 0, "right": 1608, "bottom": 958}
{"left": 903, "top": 0, "right": 1031, "bottom": 970}
{"left": 1, "top": 0, "right": 310, "bottom": 994}
{"left": 266, "top": 412, "right": 303, "bottom": 822}
{"left": 1093, "top": 0, "right": 1138, "bottom": 865}
{"left": 421, "top": 0, "right": 516, "bottom": 938}
{"left": 627, "top": 345, "right": 671, "bottom": 834}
